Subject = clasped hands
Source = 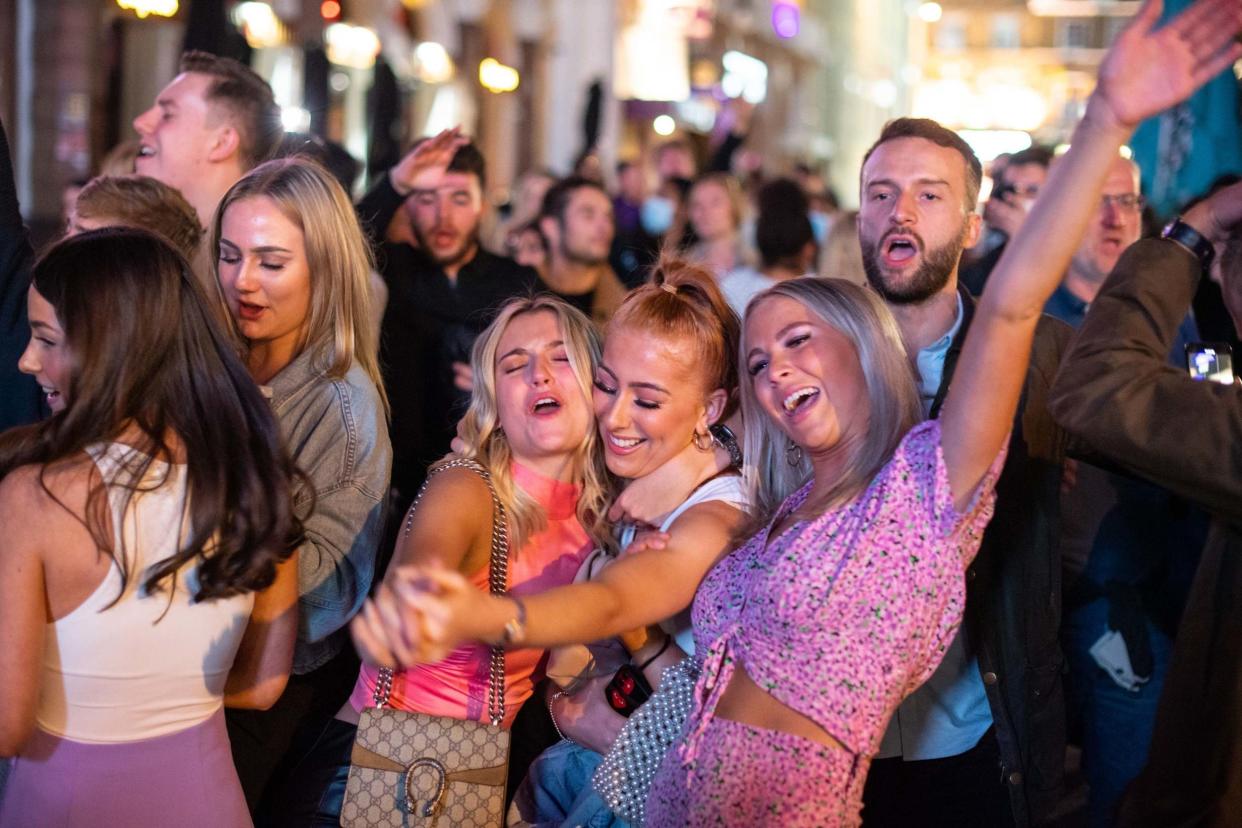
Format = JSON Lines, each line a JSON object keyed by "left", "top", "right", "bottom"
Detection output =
{"left": 351, "top": 565, "right": 480, "bottom": 669}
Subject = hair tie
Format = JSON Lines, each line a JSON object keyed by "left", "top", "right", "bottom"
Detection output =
{"left": 660, "top": 282, "right": 678, "bottom": 296}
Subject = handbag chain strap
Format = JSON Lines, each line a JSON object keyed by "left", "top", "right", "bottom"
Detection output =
{"left": 372, "top": 458, "right": 511, "bottom": 727}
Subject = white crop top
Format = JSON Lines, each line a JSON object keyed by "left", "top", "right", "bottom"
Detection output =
{"left": 36, "top": 443, "right": 254, "bottom": 744}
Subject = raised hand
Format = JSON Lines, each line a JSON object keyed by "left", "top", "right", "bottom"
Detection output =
{"left": 1096, "top": 0, "right": 1242, "bottom": 129}
{"left": 389, "top": 126, "right": 471, "bottom": 197}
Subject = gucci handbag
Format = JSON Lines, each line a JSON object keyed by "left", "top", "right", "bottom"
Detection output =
{"left": 341, "top": 459, "right": 512, "bottom": 827}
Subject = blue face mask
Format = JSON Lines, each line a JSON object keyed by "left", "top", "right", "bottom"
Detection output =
{"left": 809, "top": 210, "right": 831, "bottom": 244}
{"left": 641, "top": 196, "right": 675, "bottom": 236}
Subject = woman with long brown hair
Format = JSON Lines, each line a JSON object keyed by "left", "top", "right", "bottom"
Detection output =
{"left": 0, "top": 228, "right": 301, "bottom": 827}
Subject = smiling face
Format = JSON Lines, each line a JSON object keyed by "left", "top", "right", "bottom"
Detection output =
{"left": 744, "top": 294, "right": 870, "bottom": 456}
{"left": 19, "top": 287, "right": 72, "bottom": 413}
{"left": 859, "top": 136, "right": 980, "bottom": 305}
{"left": 1070, "top": 156, "right": 1142, "bottom": 286}
{"left": 593, "top": 324, "right": 718, "bottom": 480}
{"left": 493, "top": 310, "right": 593, "bottom": 470}
{"left": 403, "top": 171, "right": 484, "bottom": 270}
{"left": 132, "top": 72, "right": 220, "bottom": 196}
{"left": 217, "top": 195, "right": 313, "bottom": 357}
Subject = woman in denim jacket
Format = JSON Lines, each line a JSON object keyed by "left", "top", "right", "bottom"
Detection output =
{"left": 211, "top": 157, "right": 393, "bottom": 817}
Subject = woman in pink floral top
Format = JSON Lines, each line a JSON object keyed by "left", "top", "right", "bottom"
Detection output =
{"left": 349, "top": 2, "right": 1242, "bottom": 822}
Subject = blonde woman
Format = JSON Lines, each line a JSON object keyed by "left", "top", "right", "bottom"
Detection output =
{"left": 347, "top": 0, "right": 1242, "bottom": 822}
{"left": 288, "top": 294, "right": 609, "bottom": 824}
{"left": 210, "top": 158, "right": 394, "bottom": 815}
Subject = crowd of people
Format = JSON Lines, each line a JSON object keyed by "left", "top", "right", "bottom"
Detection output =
{"left": 0, "top": 0, "right": 1241, "bottom": 826}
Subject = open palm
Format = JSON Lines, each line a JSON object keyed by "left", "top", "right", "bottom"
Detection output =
{"left": 1097, "top": 0, "right": 1242, "bottom": 128}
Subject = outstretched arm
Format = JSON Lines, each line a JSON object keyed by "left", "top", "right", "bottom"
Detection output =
{"left": 940, "top": 0, "right": 1242, "bottom": 512}
{"left": 351, "top": 500, "right": 745, "bottom": 668}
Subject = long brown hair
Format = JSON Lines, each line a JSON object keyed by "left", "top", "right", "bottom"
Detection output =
{"left": 0, "top": 228, "right": 302, "bottom": 601}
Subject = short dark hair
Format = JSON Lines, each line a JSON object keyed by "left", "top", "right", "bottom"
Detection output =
{"left": 180, "top": 51, "right": 282, "bottom": 172}
{"left": 755, "top": 178, "right": 813, "bottom": 269}
{"left": 447, "top": 142, "right": 486, "bottom": 190}
{"left": 402, "top": 138, "right": 488, "bottom": 190}
{"left": 861, "top": 117, "right": 983, "bottom": 210}
{"left": 1004, "top": 145, "right": 1054, "bottom": 173}
{"left": 539, "top": 175, "right": 608, "bottom": 226}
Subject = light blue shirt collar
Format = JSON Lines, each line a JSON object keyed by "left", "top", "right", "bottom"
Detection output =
{"left": 915, "top": 292, "right": 965, "bottom": 416}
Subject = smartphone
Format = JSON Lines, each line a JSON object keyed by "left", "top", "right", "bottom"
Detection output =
{"left": 1185, "top": 342, "right": 1234, "bottom": 384}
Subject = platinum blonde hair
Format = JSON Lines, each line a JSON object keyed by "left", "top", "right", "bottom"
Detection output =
{"left": 211, "top": 158, "right": 387, "bottom": 414}
{"left": 449, "top": 295, "right": 611, "bottom": 552}
{"left": 739, "top": 278, "right": 921, "bottom": 524}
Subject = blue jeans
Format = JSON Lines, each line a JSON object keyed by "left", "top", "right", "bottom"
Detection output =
{"left": 509, "top": 740, "right": 628, "bottom": 828}
{"left": 1065, "top": 598, "right": 1172, "bottom": 827}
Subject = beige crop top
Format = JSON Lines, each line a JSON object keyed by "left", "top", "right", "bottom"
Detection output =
{"left": 35, "top": 443, "right": 254, "bottom": 743}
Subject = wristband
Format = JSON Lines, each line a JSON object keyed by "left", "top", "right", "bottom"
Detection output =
{"left": 1162, "top": 218, "right": 1215, "bottom": 271}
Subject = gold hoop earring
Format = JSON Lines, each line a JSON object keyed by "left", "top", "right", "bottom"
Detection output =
{"left": 692, "top": 430, "right": 713, "bottom": 452}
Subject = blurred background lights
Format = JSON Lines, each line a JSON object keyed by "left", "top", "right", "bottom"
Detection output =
{"left": 653, "top": 115, "right": 676, "bottom": 136}
{"left": 280, "top": 106, "right": 311, "bottom": 133}
{"left": 325, "top": 23, "right": 381, "bottom": 70}
{"left": 721, "top": 51, "right": 768, "bottom": 104}
{"left": 917, "top": 2, "right": 943, "bottom": 23}
{"left": 115, "top": 0, "right": 178, "bottom": 18}
{"left": 479, "top": 58, "right": 520, "bottom": 93}
{"left": 320, "top": 0, "right": 340, "bottom": 20}
{"left": 233, "top": 3, "right": 283, "bottom": 49}
{"left": 772, "top": 1, "right": 801, "bottom": 39}
{"left": 414, "top": 42, "right": 455, "bottom": 84}
{"left": 957, "top": 129, "right": 1032, "bottom": 164}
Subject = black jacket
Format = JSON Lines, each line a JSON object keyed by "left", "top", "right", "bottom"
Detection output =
{"left": 356, "top": 175, "right": 541, "bottom": 499}
{"left": 934, "top": 287, "right": 1072, "bottom": 826}
{"left": 0, "top": 119, "right": 43, "bottom": 432}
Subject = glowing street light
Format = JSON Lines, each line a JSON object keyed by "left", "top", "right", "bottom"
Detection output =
{"left": 414, "top": 42, "right": 455, "bottom": 84}
{"left": 325, "top": 23, "right": 381, "bottom": 69}
{"left": 116, "top": 0, "right": 178, "bottom": 18}
{"left": 653, "top": 115, "right": 676, "bottom": 136}
{"left": 479, "top": 58, "right": 520, "bottom": 93}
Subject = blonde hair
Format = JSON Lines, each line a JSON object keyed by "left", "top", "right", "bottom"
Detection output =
{"left": 211, "top": 158, "right": 387, "bottom": 414}
{"left": 740, "top": 278, "right": 921, "bottom": 524}
{"left": 448, "top": 295, "right": 611, "bottom": 552}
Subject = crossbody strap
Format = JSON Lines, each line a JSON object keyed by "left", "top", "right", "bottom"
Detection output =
{"left": 373, "top": 458, "right": 511, "bottom": 727}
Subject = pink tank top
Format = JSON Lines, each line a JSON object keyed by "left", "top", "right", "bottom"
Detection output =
{"left": 350, "top": 462, "right": 592, "bottom": 727}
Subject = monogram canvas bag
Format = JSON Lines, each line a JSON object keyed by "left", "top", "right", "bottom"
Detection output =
{"left": 341, "top": 459, "right": 512, "bottom": 827}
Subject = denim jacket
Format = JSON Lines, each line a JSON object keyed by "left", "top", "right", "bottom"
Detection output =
{"left": 265, "top": 348, "right": 392, "bottom": 674}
